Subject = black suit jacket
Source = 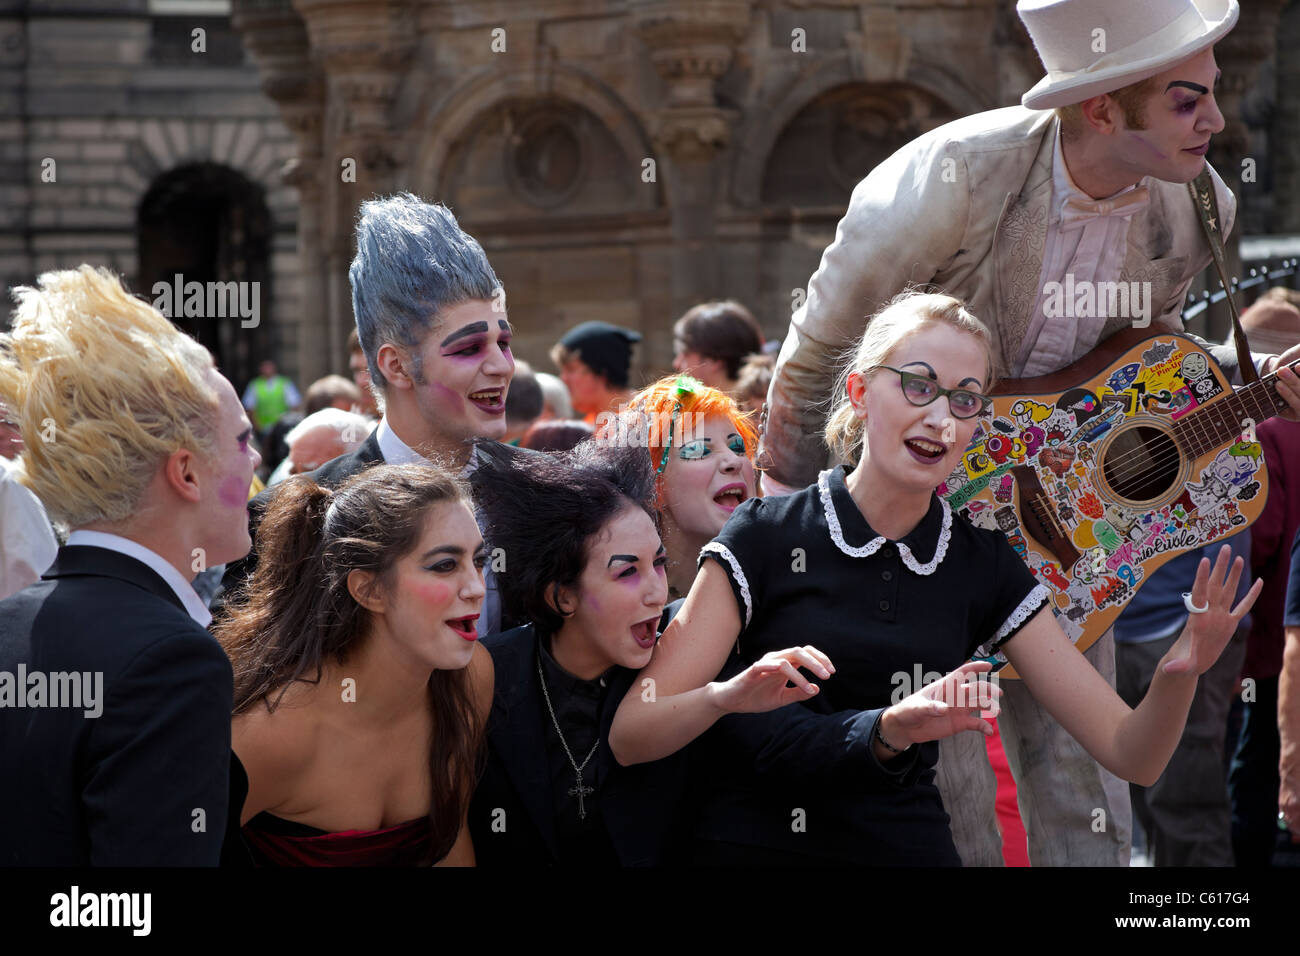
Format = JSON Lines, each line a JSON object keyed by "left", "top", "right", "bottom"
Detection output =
{"left": 220, "top": 430, "right": 385, "bottom": 600}
{"left": 468, "top": 625, "right": 688, "bottom": 866}
{"left": 0, "top": 546, "right": 233, "bottom": 865}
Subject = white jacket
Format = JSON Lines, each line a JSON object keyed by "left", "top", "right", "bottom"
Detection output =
{"left": 761, "top": 105, "right": 1237, "bottom": 489}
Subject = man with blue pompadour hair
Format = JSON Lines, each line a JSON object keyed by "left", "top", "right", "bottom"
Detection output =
{"left": 223, "top": 194, "right": 512, "bottom": 637}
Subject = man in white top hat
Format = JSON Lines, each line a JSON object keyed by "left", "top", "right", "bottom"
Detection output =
{"left": 759, "top": 0, "right": 1300, "bottom": 866}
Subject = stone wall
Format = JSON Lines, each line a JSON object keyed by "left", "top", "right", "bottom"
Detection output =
{"left": 1, "top": 0, "right": 298, "bottom": 391}
{"left": 5, "top": 0, "right": 1294, "bottom": 390}
{"left": 234, "top": 0, "right": 1021, "bottom": 384}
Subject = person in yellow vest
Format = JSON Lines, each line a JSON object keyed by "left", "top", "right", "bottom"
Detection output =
{"left": 242, "top": 360, "right": 301, "bottom": 437}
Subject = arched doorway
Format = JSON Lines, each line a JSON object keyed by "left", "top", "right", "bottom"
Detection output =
{"left": 760, "top": 82, "right": 960, "bottom": 207}
{"left": 752, "top": 83, "right": 960, "bottom": 329}
{"left": 137, "top": 163, "right": 272, "bottom": 390}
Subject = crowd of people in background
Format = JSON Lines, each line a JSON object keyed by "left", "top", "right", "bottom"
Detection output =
{"left": 4, "top": 0, "right": 1300, "bottom": 871}
{"left": 243, "top": 292, "right": 773, "bottom": 487}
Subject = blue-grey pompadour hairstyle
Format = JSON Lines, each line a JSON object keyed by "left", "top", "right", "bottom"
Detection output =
{"left": 349, "top": 194, "right": 502, "bottom": 390}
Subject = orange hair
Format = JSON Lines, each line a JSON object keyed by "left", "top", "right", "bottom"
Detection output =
{"left": 595, "top": 374, "right": 758, "bottom": 504}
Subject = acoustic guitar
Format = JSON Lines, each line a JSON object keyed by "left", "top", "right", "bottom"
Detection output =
{"left": 939, "top": 327, "right": 1293, "bottom": 678}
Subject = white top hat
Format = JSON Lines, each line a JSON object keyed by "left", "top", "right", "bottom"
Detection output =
{"left": 1018, "top": 0, "right": 1239, "bottom": 110}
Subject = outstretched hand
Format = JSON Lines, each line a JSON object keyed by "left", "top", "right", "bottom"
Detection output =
{"left": 710, "top": 645, "right": 834, "bottom": 715}
{"left": 880, "top": 660, "right": 1002, "bottom": 749}
{"left": 1161, "top": 545, "right": 1262, "bottom": 677}
{"left": 1269, "top": 351, "right": 1300, "bottom": 422}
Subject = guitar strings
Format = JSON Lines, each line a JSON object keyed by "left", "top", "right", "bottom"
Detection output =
{"left": 972, "top": 380, "right": 1284, "bottom": 503}
{"left": 959, "top": 364, "right": 1294, "bottom": 544}
{"left": 1098, "top": 386, "right": 1283, "bottom": 480}
{"left": 1005, "top": 377, "right": 1282, "bottom": 478}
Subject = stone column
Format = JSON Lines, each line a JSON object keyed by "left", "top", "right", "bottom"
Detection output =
{"left": 0, "top": 12, "right": 31, "bottom": 299}
{"left": 634, "top": 1, "right": 750, "bottom": 320}
{"left": 293, "top": 0, "right": 416, "bottom": 378}
{"left": 232, "top": 0, "right": 330, "bottom": 381}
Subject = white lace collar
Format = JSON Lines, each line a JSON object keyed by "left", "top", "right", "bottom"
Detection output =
{"left": 816, "top": 468, "right": 952, "bottom": 576}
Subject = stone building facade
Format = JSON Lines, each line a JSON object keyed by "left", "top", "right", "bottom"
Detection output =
{"left": 2, "top": 0, "right": 299, "bottom": 389}
{"left": 4, "top": 0, "right": 1297, "bottom": 389}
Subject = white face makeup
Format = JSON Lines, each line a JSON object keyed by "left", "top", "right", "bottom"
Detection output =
{"left": 199, "top": 368, "right": 261, "bottom": 567}
{"left": 1108, "top": 47, "right": 1225, "bottom": 185}
{"left": 660, "top": 413, "right": 755, "bottom": 538}
{"left": 372, "top": 501, "right": 487, "bottom": 673}
{"left": 408, "top": 299, "right": 514, "bottom": 442}
{"left": 851, "top": 323, "right": 989, "bottom": 494}
{"left": 558, "top": 506, "right": 668, "bottom": 674}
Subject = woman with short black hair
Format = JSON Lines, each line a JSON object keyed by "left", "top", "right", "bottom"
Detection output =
{"left": 466, "top": 440, "right": 687, "bottom": 866}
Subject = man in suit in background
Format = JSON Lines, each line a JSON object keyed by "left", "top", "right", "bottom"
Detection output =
{"left": 759, "top": 0, "right": 1300, "bottom": 865}
{"left": 222, "top": 194, "right": 513, "bottom": 636}
{"left": 0, "top": 265, "right": 260, "bottom": 865}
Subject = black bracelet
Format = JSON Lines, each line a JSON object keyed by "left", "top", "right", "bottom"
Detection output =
{"left": 875, "top": 718, "right": 907, "bottom": 754}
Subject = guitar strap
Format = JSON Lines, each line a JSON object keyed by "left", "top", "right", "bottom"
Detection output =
{"left": 1188, "top": 169, "right": 1260, "bottom": 385}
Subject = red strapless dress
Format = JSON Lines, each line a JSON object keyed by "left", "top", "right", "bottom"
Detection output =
{"left": 241, "top": 812, "right": 435, "bottom": 867}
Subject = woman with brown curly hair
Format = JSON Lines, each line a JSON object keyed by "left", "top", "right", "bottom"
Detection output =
{"left": 215, "top": 463, "right": 492, "bottom": 866}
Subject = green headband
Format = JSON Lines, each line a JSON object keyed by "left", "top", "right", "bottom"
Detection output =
{"left": 655, "top": 375, "right": 703, "bottom": 475}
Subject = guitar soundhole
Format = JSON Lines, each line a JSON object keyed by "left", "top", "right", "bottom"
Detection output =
{"left": 1100, "top": 426, "right": 1180, "bottom": 504}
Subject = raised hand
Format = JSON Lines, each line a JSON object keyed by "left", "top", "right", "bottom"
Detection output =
{"left": 1268, "top": 350, "right": 1300, "bottom": 422}
{"left": 1161, "top": 544, "right": 1262, "bottom": 677}
{"left": 1282, "top": 768, "right": 1300, "bottom": 842}
{"left": 709, "top": 645, "right": 834, "bottom": 715}
{"left": 880, "top": 660, "right": 1002, "bottom": 749}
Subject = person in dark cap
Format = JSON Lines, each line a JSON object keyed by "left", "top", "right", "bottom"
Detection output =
{"left": 549, "top": 321, "right": 641, "bottom": 424}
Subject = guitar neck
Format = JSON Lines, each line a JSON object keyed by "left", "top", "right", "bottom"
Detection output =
{"left": 1173, "top": 359, "right": 1298, "bottom": 457}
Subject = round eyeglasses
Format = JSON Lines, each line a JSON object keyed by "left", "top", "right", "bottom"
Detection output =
{"left": 871, "top": 366, "right": 991, "bottom": 419}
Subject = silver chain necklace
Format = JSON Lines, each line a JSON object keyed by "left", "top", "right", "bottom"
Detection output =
{"left": 536, "top": 651, "right": 601, "bottom": 820}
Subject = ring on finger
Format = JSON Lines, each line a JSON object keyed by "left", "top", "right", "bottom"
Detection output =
{"left": 1182, "top": 592, "right": 1209, "bottom": 614}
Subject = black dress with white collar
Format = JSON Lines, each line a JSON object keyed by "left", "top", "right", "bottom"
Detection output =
{"left": 691, "top": 464, "right": 1049, "bottom": 865}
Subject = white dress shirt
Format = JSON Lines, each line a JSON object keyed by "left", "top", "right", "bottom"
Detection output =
{"left": 0, "top": 458, "right": 58, "bottom": 601}
{"left": 1020, "top": 128, "right": 1146, "bottom": 377}
{"left": 375, "top": 416, "right": 430, "bottom": 468}
{"left": 65, "top": 530, "right": 212, "bottom": 628}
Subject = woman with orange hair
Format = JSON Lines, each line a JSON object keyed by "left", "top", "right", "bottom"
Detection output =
{"left": 595, "top": 375, "right": 757, "bottom": 599}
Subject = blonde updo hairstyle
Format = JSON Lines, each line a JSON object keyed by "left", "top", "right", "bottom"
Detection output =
{"left": 0, "top": 265, "right": 220, "bottom": 528}
{"left": 824, "top": 290, "right": 994, "bottom": 465}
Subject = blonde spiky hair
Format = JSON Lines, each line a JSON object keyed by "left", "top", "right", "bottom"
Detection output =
{"left": 0, "top": 265, "right": 220, "bottom": 527}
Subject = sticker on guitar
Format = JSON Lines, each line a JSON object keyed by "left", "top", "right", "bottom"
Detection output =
{"left": 945, "top": 333, "right": 1271, "bottom": 674}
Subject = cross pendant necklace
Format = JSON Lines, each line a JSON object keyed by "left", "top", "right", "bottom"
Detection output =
{"left": 568, "top": 774, "right": 596, "bottom": 819}
{"left": 538, "top": 652, "right": 601, "bottom": 820}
